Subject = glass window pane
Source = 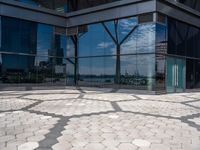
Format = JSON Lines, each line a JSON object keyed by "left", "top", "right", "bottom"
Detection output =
{"left": 35, "top": 56, "right": 52, "bottom": 85}
{"left": 137, "top": 54, "right": 155, "bottom": 90}
{"left": 14, "top": 0, "right": 68, "bottom": 13}
{"left": 91, "top": 57, "right": 104, "bottom": 87}
{"left": 195, "top": 60, "right": 200, "bottom": 88}
{"left": 66, "top": 58, "right": 75, "bottom": 85}
{"left": 1, "top": 17, "right": 37, "bottom": 54}
{"left": 168, "top": 18, "right": 177, "bottom": 55}
{"left": 51, "top": 57, "right": 66, "bottom": 86}
{"left": 78, "top": 58, "right": 91, "bottom": 86}
{"left": 156, "top": 23, "right": 167, "bottom": 53}
{"left": 37, "top": 24, "right": 53, "bottom": 56}
{"left": 136, "top": 24, "right": 156, "bottom": 54}
{"left": 120, "top": 55, "right": 137, "bottom": 89}
{"left": 104, "top": 56, "right": 115, "bottom": 86}
{"left": 118, "top": 17, "right": 138, "bottom": 42}
{"left": 67, "top": 36, "right": 76, "bottom": 58}
{"left": 155, "top": 55, "right": 166, "bottom": 92}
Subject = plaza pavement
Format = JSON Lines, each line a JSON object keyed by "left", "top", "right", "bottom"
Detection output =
{"left": 0, "top": 87, "right": 200, "bottom": 150}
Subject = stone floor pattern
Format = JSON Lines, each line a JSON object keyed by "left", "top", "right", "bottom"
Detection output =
{"left": 0, "top": 88, "right": 200, "bottom": 150}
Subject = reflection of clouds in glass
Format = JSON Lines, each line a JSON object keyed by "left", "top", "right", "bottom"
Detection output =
{"left": 97, "top": 42, "right": 113, "bottom": 49}
{"left": 119, "top": 17, "right": 137, "bottom": 31}
{"left": 136, "top": 24, "right": 155, "bottom": 49}
{"left": 121, "top": 23, "right": 155, "bottom": 54}
{"left": 121, "top": 34, "right": 137, "bottom": 54}
{"left": 67, "top": 42, "right": 75, "bottom": 57}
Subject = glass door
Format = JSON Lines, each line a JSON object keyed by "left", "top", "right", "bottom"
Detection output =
{"left": 166, "top": 57, "right": 185, "bottom": 93}
{"left": 176, "top": 58, "right": 186, "bottom": 92}
{"left": 166, "top": 57, "right": 175, "bottom": 93}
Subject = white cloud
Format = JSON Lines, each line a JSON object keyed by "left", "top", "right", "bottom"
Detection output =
{"left": 119, "top": 18, "right": 137, "bottom": 31}
{"left": 97, "top": 42, "right": 113, "bottom": 49}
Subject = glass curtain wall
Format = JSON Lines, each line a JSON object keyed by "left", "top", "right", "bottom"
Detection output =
{"left": 0, "top": 16, "right": 67, "bottom": 89}
{"left": 168, "top": 17, "right": 200, "bottom": 89}
{"left": 67, "top": 14, "right": 157, "bottom": 90}
{"left": 68, "top": 0, "right": 121, "bottom": 12}
{"left": 178, "top": 0, "right": 200, "bottom": 12}
{"left": 13, "top": 0, "right": 68, "bottom": 13}
{"left": 13, "top": 0, "right": 121, "bottom": 13}
{"left": 155, "top": 15, "right": 168, "bottom": 92}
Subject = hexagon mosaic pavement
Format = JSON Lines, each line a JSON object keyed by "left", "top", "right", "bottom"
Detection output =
{"left": 0, "top": 88, "right": 200, "bottom": 150}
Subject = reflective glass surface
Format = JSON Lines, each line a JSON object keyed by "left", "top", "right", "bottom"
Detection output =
{"left": 75, "top": 15, "right": 156, "bottom": 90}
{"left": 78, "top": 23, "right": 116, "bottom": 57}
{"left": 186, "top": 59, "right": 200, "bottom": 89}
{"left": 168, "top": 18, "right": 200, "bottom": 58}
{"left": 120, "top": 54, "right": 155, "bottom": 90}
{"left": 156, "top": 23, "right": 167, "bottom": 53}
{"left": 135, "top": 24, "right": 155, "bottom": 54}
{"left": 155, "top": 55, "right": 166, "bottom": 92}
{"left": 14, "top": 0, "right": 68, "bottom": 13}
{"left": 13, "top": 0, "right": 122, "bottom": 13}
{"left": 0, "top": 16, "right": 67, "bottom": 89}
{"left": 78, "top": 56, "right": 115, "bottom": 87}
{"left": 168, "top": 17, "right": 200, "bottom": 90}
{"left": 1, "top": 17, "right": 37, "bottom": 54}
{"left": 1, "top": 17, "right": 67, "bottom": 58}
{"left": 178, "top": 0, "right": 200, "bottom": 12}
{"left": 68, "top": 0, "right": 121, "bottom": 12}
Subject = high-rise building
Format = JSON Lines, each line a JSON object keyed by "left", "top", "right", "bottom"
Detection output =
{"left": 0, "top": 0, "right": 200, "bottom": 93}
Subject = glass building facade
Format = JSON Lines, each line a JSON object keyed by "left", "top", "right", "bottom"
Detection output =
{"left": 167, "top": 17, "right": 200, "bottom": 90}
{"left": 69, "top": 15, "right": 157, "bottom": 90}
{"left": 1, "top": 0, "right": 200, "bottom": 93}
{"left": 0, "top": 16, "right": 67, "bottom": 89}
{"left": 13, "top": 0, "right": 121, "bottom": 12}
{"left": 178, "top": 0, "right": 200, "bottom": 12}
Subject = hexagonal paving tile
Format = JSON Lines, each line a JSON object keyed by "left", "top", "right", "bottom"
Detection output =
{"left": 53, "top": 112, "right": 200, "bottom": 150}
{"left": 0, "top": 98, "right": 35, "bottom": 111}
{"left": 83, "top": 93, "right": 136, "bottom": 101}
{"left": 118, "top": 100, "right": 200, "bottom": 117}
{"left": 23, "top": 94, "right": 79, "bottom": 101}
{"left": 0, "top": 111, "right": 59, "bottom": 150}
{"left": 30, "top": 99, "right": 114, "bottom": 116}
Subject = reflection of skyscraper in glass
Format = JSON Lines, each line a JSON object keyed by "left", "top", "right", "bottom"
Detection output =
{"left": 1, "top": 17, "right": 37, "bottom": 73}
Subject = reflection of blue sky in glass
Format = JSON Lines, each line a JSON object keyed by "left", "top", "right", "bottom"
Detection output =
{"left": 118, "top": 17, "right": 138, "bottom": 41}
{"left": 135, "top": 24, "right": 155, "bottom": 53}
{"left": 156, "top": 23, "right": 167, "bottom": 43}
{"left": 78, "top": 23, "right": 116, "bottom": 77}
{"left": 121, "top": 23, "right": 155, "bottom": 54}
{"left": 78, "top": 17, "right": 157, "bottom": 77}
{"left": 17, "top": 0, "right": 38, "bottom": 6}
{"left": 37, "top": 24, "right": 53, "bottom": 56}
{"left": 61, "top": 35, "right": 67, "bottom": 58}
{"left": 79, "top": 23, "right": 115, "bottom": 57}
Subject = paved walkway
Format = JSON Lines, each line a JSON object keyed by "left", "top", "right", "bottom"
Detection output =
{"left": 0, "top": 88, "right": 200, "bottom": 150}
